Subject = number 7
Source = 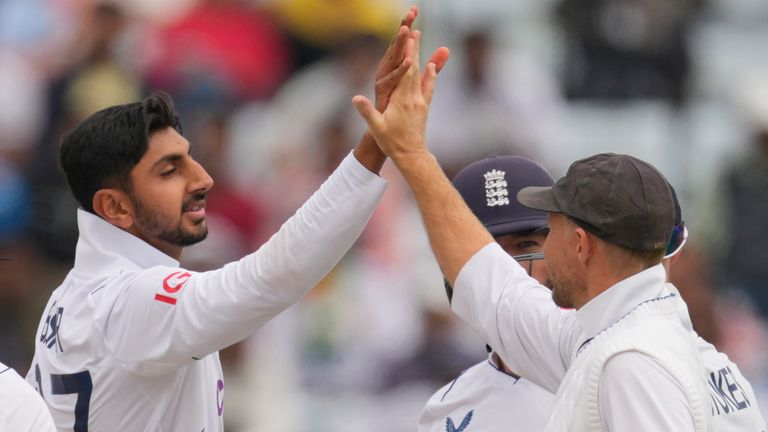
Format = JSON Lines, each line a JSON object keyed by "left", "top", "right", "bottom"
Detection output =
{"left": 51, "top": 370, "right": 92, "bottom": 432}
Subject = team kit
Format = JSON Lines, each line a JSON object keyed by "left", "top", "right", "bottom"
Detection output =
{"left": 10, "top": 6, "right": 767, "bottom": 432}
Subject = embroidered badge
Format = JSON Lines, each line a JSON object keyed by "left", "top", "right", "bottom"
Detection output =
{"left": 446, "top": 410, "right": 473, "bottom": 432}
{"left": 155, "top": 271, "right": 192, "bottom": 305}
{"left": 484, "top": 169, "right": 509, "bottom": 207}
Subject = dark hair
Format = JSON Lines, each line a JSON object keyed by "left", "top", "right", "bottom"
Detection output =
{"left": 59, "top": 92, "right": 182, "bottom": 213}
{"left": 602, "top": 240, "right": 666, "bottom": 270}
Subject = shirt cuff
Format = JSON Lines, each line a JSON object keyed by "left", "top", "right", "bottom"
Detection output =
{"left": 341, "top": 150, "right": 388, "bottom": 189}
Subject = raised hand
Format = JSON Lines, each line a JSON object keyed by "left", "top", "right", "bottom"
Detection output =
{"left": 353, "top": 6, "right": 449, "bottom": 173}
{"left": 353, "top": 30, "right": 446, "bottom": 163}
{"left": 374, "top": 6, "right": 449, "bottom": 112}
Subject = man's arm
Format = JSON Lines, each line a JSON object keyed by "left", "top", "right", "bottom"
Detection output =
{"left": 105, "top": 152, "right": 387, "bottom": 375}
{"left": 352, "top": 30, "right": 487, "bottom": 285}
{"left": 354, "top": 23, "right": 581, "bottom": 390}
{"left": 451, "top": 243, "right": 581, "bottom": 392}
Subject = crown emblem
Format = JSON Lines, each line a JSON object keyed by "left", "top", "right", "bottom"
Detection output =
{"left": 483, "top": 169, "right": 505, "bottom": 182}
{"left": 484, "top": 169, "right": 509, "bottom": 207}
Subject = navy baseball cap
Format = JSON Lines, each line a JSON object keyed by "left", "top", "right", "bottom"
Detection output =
{"left": 453, "top": 156, "right": 555, "bottom": 236}
{"left": 517, "top": 153, "right": 675, "bottom": 251}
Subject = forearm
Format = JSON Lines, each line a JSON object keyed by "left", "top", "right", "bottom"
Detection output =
{"left": 353, "top": 131, "right": 386, "bottom": 174}
{"left": 184, "top": 151, "right": 387, "bottom": 349}
{"left": 391, "top": 151, "right": 493, "bottom": 284}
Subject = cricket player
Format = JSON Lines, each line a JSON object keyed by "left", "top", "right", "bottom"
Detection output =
{"left": 418, "top": 156, "right": 555, "bottom": 431}
{"left": 418, "top": 151, "right": 764, "bottom": 430}
{"left": 26, "top": 8, "right": 449, "bottom": 430}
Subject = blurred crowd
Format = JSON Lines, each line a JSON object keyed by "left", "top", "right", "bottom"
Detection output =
{"left": 1, "top": 0, "right": 768, "bottom": 430}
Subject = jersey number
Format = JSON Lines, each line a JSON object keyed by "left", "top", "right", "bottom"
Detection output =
{"left": 37, "top": 365, "right": 92, "bottom": 432}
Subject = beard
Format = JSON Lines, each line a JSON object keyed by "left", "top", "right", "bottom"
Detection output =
{"left": 131, "top": 193, "right": 208, "bottom": 247}
{"left": 547, "top": 262, "right": 584, "bottom": 309}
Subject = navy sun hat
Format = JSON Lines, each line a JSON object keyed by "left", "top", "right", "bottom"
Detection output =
{"left": 453, "top": 156, "right": 555, "bottom": 236}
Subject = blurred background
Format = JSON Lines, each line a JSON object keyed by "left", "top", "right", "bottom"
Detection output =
{"left": 1, "top": 0, "right": 768, "bottom": 430}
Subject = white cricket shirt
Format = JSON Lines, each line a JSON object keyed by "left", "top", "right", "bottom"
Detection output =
{"left": 667, "top": 284, "right": 767, "bottom": 430}
{"left": 451, "top": 243, "right": 706, "bottom": 431}
{"left": 0, "top": 362, "right": 55, "bottom": 431}
{"left": 418, "top": 355, "right": 553, "bottom": 432}
{"left": 26, "top": 152, "right": 387, "bottom": 431}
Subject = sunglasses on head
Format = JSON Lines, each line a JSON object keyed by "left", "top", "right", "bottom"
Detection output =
{"left": 664, "top": 222, "right": 688, "bottom": 259}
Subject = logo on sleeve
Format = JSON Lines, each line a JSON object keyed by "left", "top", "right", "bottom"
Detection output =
{"left": 154, "top": 271, "right": 191, "bottom": 305}
{"left": 446, "top": 410, "right": 473, "bottom": 432}
{"left": 216, "top": 379, "right": 224, "bottom": 416}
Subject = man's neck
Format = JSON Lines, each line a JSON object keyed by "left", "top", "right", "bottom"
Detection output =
{"left": 492, "top": 352, "right": 520, "bottom": 379}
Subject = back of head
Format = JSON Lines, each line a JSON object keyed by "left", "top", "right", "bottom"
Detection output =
{"left": 59, "top": 92, "right": 181, "bottom": 214}
{"left": 452, "top": 155, "right": 555, "bottom": 236}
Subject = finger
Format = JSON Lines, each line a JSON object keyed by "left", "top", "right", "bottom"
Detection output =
{"left": 426, "top": 47, "right": 450, "bottom": 74}
{"left": 400, "top": 6, "right": 418, "bottom": 29}
{"left": 398, "top": 38, "right": 419, "bottom": 96}
{"left": 377, "top": 57, "right": 413, "bottom": 111}
{"left": 381, "top": 25, "right": 410, "bottom": 71}
{"left": 403, "top": 33, "right": 421, "bottom": 95}
{"left": 383, "top": 6, "right": 418, "bottom": 67}
{"left": 422, "top": 62, "right": 438, "bottom": 105}
{"left": 411, "top": 30, "right": 422, "bottom": 76}
{"left": 388, "top": 8, "right": 414, "bottom": 47}
{"left": 352, "top": 95, "right": 385, "bottom": 134}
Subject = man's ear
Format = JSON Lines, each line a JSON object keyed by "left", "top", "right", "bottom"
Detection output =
{"left": 574, "top": 227, "right": 592, "bottom": 265}
{"left": 669, "top": 251, "right": 683, "bottom": 266}
{"left": 92, "top": 189, "right": 134, "bottom": 229}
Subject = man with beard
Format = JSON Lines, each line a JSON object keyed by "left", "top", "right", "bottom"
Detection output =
{"left": 417, "top": 153, "right": 764, "bottom": 430}
{"left": 354, "top": 60, "right": 712, "bottom": 428}
{"left": 418, "top": 156, "right": 555, "bottom": 431}
{"left": 26, "top": 8, "right": 449, "bottom": 430}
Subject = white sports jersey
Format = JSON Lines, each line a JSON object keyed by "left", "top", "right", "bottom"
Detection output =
{"left": 452, "top": 244, "right": 701, "bottom": 431}
{"left": 451, "top": 244, "right": 766, "bottom": 432}
{"left": 418, "top": 355, "right": 553, "bottom": 432}
{"left": 26, "top": 153, "right": 387, "bottom": 431}
{"left": 667, "top": 284, "right": 767, "bottom": 431}
{"left": 0, "top": 362, "right": 55, "bottom": 432}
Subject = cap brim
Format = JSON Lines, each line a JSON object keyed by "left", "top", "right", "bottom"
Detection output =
{"left": 517, "top": 186, "right": 561, "bottom": 212}
{"left": 486, "top": 217, "right": 549, "bottom": 236}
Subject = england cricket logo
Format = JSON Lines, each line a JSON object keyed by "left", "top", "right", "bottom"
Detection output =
{"left": 446, "top": 410, "right": 473, "bottom": 432}
{"left": 484, "top": 169, "right": 509, "bottom": 207}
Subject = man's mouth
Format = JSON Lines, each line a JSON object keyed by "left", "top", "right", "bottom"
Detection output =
{"left": 183, "top": 199, "right": 207, "bottom": 219}
{"left": 184, "top": 202, "right": 205, "bottom": 212}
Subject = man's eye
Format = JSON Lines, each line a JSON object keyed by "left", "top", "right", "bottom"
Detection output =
{"left": 517, "top": 241, "right": 538, "bottom": 249}
{"left": 161, "top": 168, "right": 177, "bottom": 177}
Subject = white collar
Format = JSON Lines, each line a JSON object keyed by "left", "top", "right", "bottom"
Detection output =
{"left": 664, "top": 283, "right": 694, "bottom": 332}
{"left": 575, "top": 264, "right": 668, "bottom": 339}
{"left": 73, "top": 209, "right": 178, "bottom": 278}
